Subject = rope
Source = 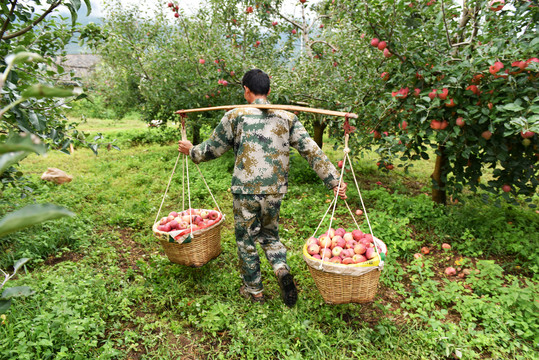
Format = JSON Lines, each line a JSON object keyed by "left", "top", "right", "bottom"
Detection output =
{"left": 313, "top": 121, "right": 382, "bottom": 268}
{"left": 154, "top": 151, "right": 183, "bottom": 225}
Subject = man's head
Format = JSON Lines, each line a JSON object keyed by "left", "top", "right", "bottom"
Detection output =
{"left": 242, "top": 69, "right": 270, "bottom": 102}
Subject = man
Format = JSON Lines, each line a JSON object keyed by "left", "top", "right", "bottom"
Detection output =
{"left": 178, "top": 69, "right": 346, "bottom": 307}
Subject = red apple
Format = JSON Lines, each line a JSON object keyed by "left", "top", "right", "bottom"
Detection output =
{"left": 398, "top": 120, "right": 408, "bottom": 130}
{"left": 456, "top": 117, "right": 465, "bottom": 127}
{"left": 291, "top": 29, "right": 297, "bottom": 34}
{"left": 300, "top": 0, "right": 307, "bottom": 3}
{"left": 319, "top": 236, "right": 331, "bottom": 249}
{"left": 365, "top": 247, "right": 377, "bottom": 259}
{"left": 438, "top": 88, "right": 449, "bottom": 100}
{"left": 421, "top": 246, "right": 430, "bottom": 255}
{"left": 272, "top": 21, "right": 278, "bottom": 26}
{"left": 383, "top": 48, "right": 392, "bottom": 58}
{"left": 312, "top": 254, "right": 322, "bottom": 260}
{"left": 207, "top": 210, "right": 219, "bottom": 220}
{"left": 319, "top": 24, "right": 324, "bottom": 28}
{"left": 413, "top": 88, "right": 421, "bottom": 97}
{"left": 352, "top": 229, "right": 363, "bottom": 241}
{"left": 307, "top": 243, "right": 320, "bottom": 256}
{"left": 363, "top": 234, "right": 373, "bottom": 243}
{"left": 353, "top": 254, "right": 367, "bottom": 263}
{"left": 521, "top": 131, "right": 535, "bottom": 138}
{"left": 430, "top": 120, "right": 441, "bottom": 130}
{"left": 167, "top": 2, "right": 174, "bottom": 7}
{"left": 380, "top": 72, "right": 390, "bottom": 81}
{"left": 442, "top": 243, "right": 451, "bottom": 250}
{"left": 502, "top": 184, "right": 511, "bottom": 193}
{"left": 174, "top": 13, "right": 180, "bottom": 18}
{"left": 354, "top": 243, "right": 366, "bottom": 255}
{"left": 342, "top": 257, "right": 355, "bottom": 265}
{"left": 345, "top": 240, "right": 357, "bottom": 249}
{"left": 307, "top": 236, "right": 319, "bottom": 245}
{"left": 343, "top": 232, "right": 354, "bottom": 242}
{"left": 428, "top": 89, "right": 437, "bottom": 100}
{"left": 481, "top": 130, "right": 493, "bottom": 140}
{"left": 489, "top": 0, "right": 504, "bottom": 11}
{"left": 370, "top": 38, "right": 380, "bottom": 47}
{"left": 355, "top": 209, "right": 363, "bottom": 216}
{"left": 329, "top": 256, "right": 342, "bottom": 264}
{"left": 246, "top": 6, "right": 253, "bottom": 13}
{"left": 335, "top": 228, "right": 346, "bottom": 237}
{"left": 445, "top": 267, "right": 457, "bottom": 276}
{"left": 377, "top": 41, "right": 387, "bottom": 50}
{"left": 332, "top": 236, "right": 345, "bottom": 249}
{"left": 413, "top": 253, "right": 422, "bottom": 259}
{"left": 320, "top": 248, "right": 332, "bottom": 259}
{"left": 445, "top": 98, "right": 456, "bottom": 108}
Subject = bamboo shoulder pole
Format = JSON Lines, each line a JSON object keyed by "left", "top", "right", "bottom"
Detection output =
{"left": 176, "top": 104, "right": 357, "bottom": 119}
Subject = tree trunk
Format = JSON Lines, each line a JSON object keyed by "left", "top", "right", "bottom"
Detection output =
{"left": 313, "top": 118, "right": 326, "bottom": 149}
{"left": 431, "top": 145, "right": 447, "bottom": 205}
{"left": 192, "top": 124, "right": 201, "bottom": 145}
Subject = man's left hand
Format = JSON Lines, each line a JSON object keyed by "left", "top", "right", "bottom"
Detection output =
{"left": 333, "top": 182, "right": 347, "bottom": 200}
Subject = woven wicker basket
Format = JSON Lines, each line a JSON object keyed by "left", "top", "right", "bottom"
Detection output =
{"left": 306, "top": 263, "right": 380, "bottom": 304}
{"left": 153, "top": 215, "right": 224, "bottom": 267}
{"left": 303, "top": 244, "right": 382, "bottom": 304}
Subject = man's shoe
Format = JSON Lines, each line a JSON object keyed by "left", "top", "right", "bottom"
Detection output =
{"left": 276, "top": 270, "right": 297, "bottom": 307}
{"left": 240, "top": 285, "right": 265, "bottom": 304}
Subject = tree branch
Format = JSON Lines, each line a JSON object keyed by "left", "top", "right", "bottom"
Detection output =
{"left": 308, "top": 40, "right": 338, "bottom": 52}
{"left": 268, "top": 5, "right": 302, "bottom": 29}
{"left": 3, "top": 0, "right": 63, "bottom": 40}
{"left": 0, "top": 0, "right": 18, "bottom": 41}
{"left": 440, "top": 0, "right": 453, "bottom": 49}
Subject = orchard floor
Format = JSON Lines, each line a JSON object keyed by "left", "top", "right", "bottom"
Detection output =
{"left": 0, "top": 118, "right": 537, "bottom": 360}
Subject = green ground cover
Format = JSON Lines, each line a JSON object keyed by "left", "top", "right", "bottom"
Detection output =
{"left": 0, "top": 118, "right": 537, "bottom": 359}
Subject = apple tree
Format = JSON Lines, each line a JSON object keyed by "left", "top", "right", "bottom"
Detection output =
{"left": 333, "top": 0, "right": 538, "bottom": 204}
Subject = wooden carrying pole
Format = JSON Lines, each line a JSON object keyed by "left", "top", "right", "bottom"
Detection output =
{"left": 176, "top": 104, "right": 357, "bottom": 119}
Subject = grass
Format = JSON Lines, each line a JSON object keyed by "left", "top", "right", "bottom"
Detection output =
{"left": 0, "top": 118, "right": 538, "bottom": 360}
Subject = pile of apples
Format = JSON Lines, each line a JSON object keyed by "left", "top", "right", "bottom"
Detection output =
{"left": 306, "top": 227, "right": 387, "bottom": 265}
{"left": 156, "top": 209, "right": 221, "bottom": 233}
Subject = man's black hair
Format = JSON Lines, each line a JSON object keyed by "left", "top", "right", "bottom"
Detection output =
{"left": 242, "top": 69, "right": 270, "bottom": 96}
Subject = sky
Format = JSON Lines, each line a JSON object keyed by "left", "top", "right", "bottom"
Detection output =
{"left": 86, "top": 0, "right": 311, "bottom": 19}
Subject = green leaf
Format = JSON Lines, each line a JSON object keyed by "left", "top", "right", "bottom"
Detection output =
{"left": 0, "top": 134, "right": 46, "bottom": 155}
{"left": 21, "top": 84, "right": 83, "bottom": 99}
{"left": 1, "top": 286, "right": 35, "bottom": 300}
{"left": 0, "top": 152, "right": 29, "bottom": 176}
{"left": 83, "top": 0, "right": 92, "bottom": 16}
{"left": 4, "top": 52, "right": 44, "bottom": 66}
{"left": 0, "top": 299, "right": 12, "bottom": 314}
{"left": 13, "top": 258, "right": 30, "bottom": 273}
{"left": 0, "top": 204, "right": 75, "bottom": 238}
{"left": 503, "top": 103, "right": 525, "bottom": 112}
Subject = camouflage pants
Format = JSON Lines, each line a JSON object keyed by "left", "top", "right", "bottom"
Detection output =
{"left": 232, "top": 194, "right": 289, "bottom": 294}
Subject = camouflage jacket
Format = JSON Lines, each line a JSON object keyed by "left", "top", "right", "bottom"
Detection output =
{"left": 190, "top": 99, "right": 340, "bottom": 194}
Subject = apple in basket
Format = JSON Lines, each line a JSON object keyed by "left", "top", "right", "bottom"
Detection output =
{"left": 331, "top": 236, "right": 345, "bottom": 249}
{"left": 307, "top": 243, "right": 320, "bottom": 256}
{"left": 208, "top": 210, "right": 220, "bottom": 220}
{"left": 200, "top": 210, "right": 209, "bottom": 219}
{"left": 343, "top": 232, "right": 354, "bottom": 242}
{"left": 320, "top": 248, "right": 332, "bottom": 259}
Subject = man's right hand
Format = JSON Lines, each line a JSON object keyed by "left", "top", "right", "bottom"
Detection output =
{"left": 178, "top": 140, "right": 193, "bottom": 155}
